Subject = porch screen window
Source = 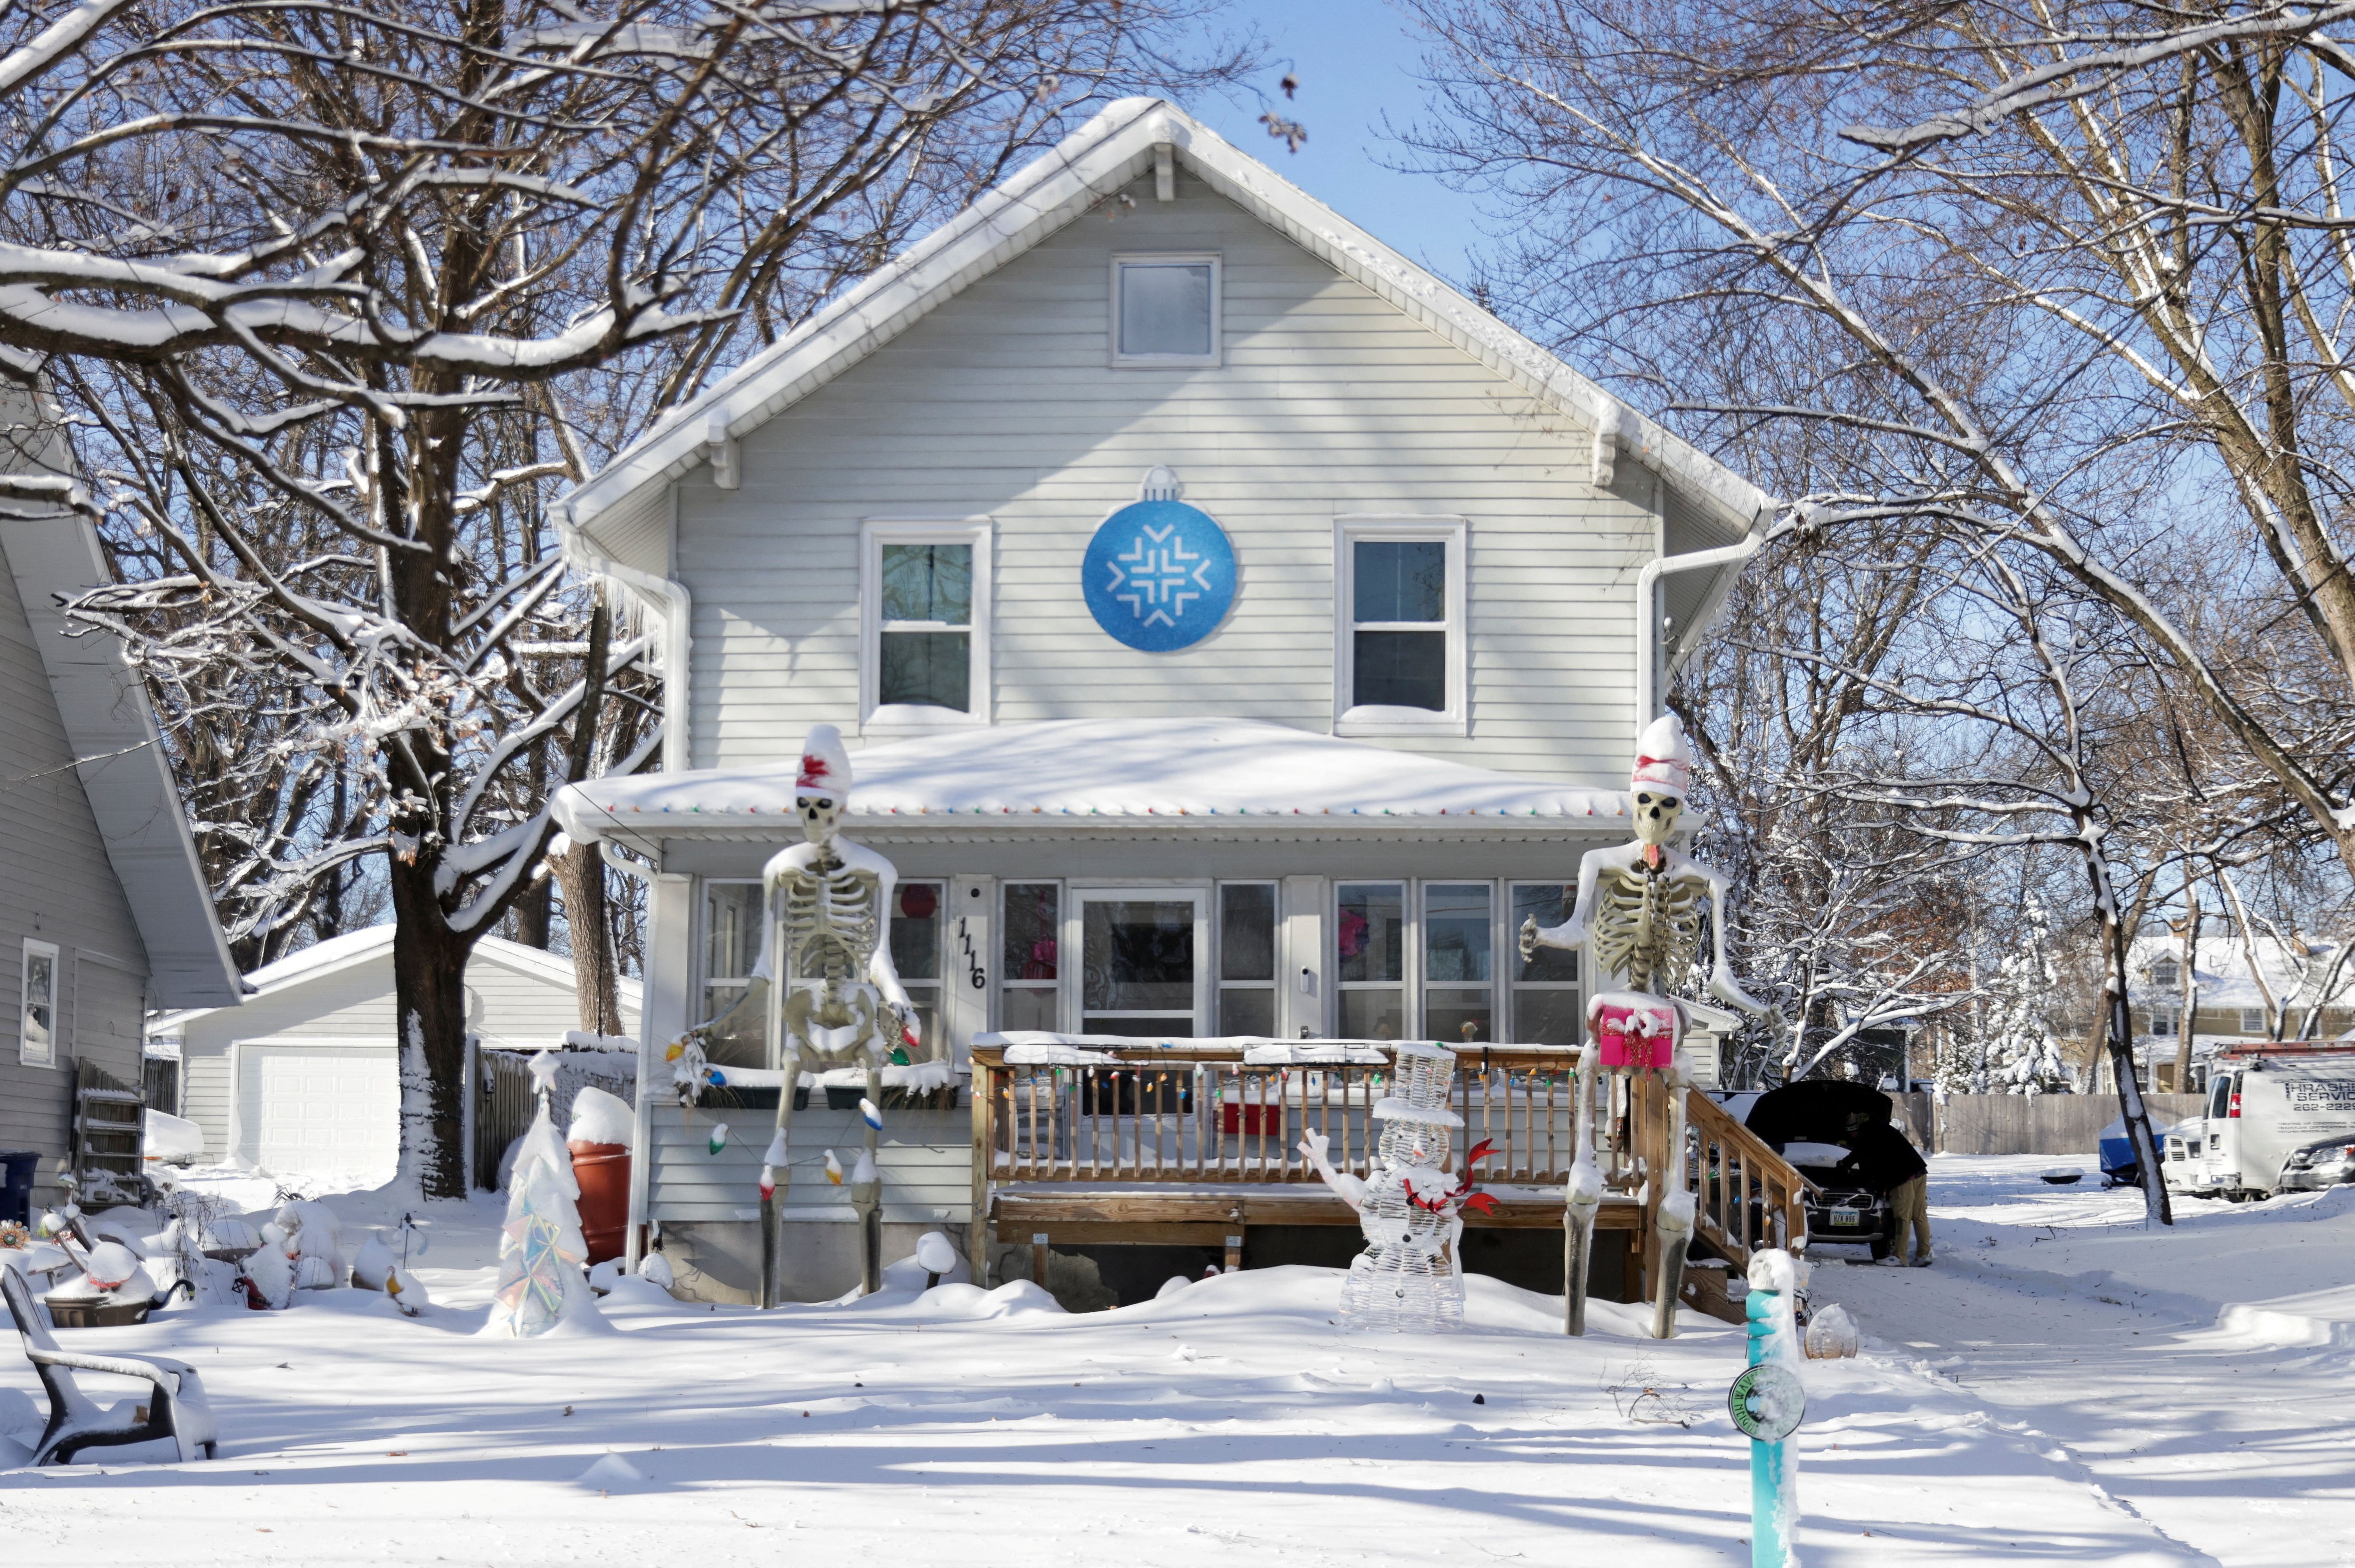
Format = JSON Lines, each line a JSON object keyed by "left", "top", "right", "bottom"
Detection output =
{"left": 1218, "top": 882, "right": 1277, "bottom": 1035}
{"left": 1001, "top": 883, "right": 1059, "bottom": 1032}
{"left": 1081, "top": 899, "right": 1196, "bottom": 1037}
{"left": 1113, "top": 256, "right": 1217, "bottom": 363}
{"left": 1510, "top": 883, "right": 1582, "bottom": 1045}
{"left": 1422, "top": 883, "right": 1493, "bottom": 1043}
{"left": 891, "top": 882, "right": 944, "bottom": 1059}
{"left": 878, "top": 544, "right": 971, "bottom": 710}
{"left": 700, "top": 882, "right": 763, "bottom": 1060}
{"left": 1336, "top": 883, "right": 1406, "bottom": 1040}
{"left": 19, "top": 939, "right": 57, "bottom": 1067}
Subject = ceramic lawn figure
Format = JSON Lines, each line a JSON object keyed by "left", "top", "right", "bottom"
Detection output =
{"left": 1518, "top": 714, "right": 1778, "bottom": 1338}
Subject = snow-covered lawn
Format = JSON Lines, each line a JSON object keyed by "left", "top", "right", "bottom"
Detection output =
{"left": 2, "top": 1157, "right": 2348, "bottom": 1566}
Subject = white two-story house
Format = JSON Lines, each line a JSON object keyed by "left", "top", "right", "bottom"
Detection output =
{"left": 552, "top": 98, "right": 1768, "bottom": 1303}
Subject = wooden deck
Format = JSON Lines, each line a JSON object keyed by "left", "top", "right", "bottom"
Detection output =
{"left": 967, "top": 1039, "right": 1811, "bottom": 1304}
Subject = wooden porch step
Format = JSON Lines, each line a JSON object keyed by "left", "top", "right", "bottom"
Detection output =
{"left": 991, "top": 1185, "right": 1642, "bottom": 1245}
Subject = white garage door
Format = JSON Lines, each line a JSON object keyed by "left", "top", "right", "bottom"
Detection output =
{"left": 236, "top": 1044, "right": 400, "bottom": 1186}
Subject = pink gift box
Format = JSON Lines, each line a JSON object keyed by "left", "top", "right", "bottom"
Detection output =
{"left": 1587, "top": 992, "right": 1681, "bottom": 1071}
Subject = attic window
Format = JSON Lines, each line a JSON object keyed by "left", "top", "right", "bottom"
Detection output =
{"left": 1113, "top": 254, "right": 1219, "bottom": 365}
{"left": 2152, "top": 957, "right": 2180, "bottom": 988}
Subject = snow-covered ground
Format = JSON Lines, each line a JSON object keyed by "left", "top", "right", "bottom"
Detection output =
{"left": 2, "top": 1156, "right": 2348, "bottom": 1566}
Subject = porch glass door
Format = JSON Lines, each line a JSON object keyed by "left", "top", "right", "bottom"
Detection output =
{"left": 1074, "top": 890, "right": 1206, "bottom": 1037}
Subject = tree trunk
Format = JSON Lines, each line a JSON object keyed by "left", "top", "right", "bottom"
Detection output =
{"left": 390, "top": 859, "right": 478, "bottom": 1200}
{"left": 2078, "top": 811, "right": 2171, "bottom": 1226}
{"left": 553, "top": 843, "right": 623, "bottom": 1036}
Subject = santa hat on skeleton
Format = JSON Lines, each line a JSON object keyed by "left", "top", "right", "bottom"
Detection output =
{"left": 1630, "top": 713, "right": 1693, "bottom": 798}
{"left": 797, "top": 723, "right": 852, "bottom": 796}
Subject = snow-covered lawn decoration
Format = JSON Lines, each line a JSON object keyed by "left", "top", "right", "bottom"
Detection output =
{"left": 1303, "top": 1040, "right": 1494, "bottom": 1332}
{"left": 484, "top": 1053, "right": 600, "bottom": 1338}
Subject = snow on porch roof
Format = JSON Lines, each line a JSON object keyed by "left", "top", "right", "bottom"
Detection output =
{"left": 552, "top": 719, "right": 1627, "bottom": 842}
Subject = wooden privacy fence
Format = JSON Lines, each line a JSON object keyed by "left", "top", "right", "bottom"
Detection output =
{"left": 1930, "top": 1093, "right": 2204, "bottom": 1156}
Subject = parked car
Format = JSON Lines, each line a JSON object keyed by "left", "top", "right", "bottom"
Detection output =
{"left": 2276, "top": 1131, "right": 2355, "bottom": 1193}
{"left": 2099, "top": 1114, "right": 2203, "bottom": 1189}
{"left": 2178, "top": 1044, "right": 2355, "bottom": 1201}
{"left": 1741, "top": 1081, "right": 1905, "bottom": 1261}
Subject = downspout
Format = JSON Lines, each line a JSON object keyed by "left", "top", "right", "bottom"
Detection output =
{"left": 1632, "top": 522, "right": 1770, "bottom": 729}
{"left": 552, "top": 497, "right": 689, "bottom": 1268}
{"left": 554, "top": 499, "right": 691, "bottom": 775}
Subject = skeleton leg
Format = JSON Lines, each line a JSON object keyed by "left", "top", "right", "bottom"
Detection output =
{"left": 762, "top": 990, "right": 814, "bottom": 1309}
{"left": 856, "top": 1045, "right": 884, "bottom": 1296}
{"left": 1649, "top": 1068, "right": 1692, "bottom": 1340}
{"left": 1564, "top": 1044, "right": 1601, "bottom": 1337}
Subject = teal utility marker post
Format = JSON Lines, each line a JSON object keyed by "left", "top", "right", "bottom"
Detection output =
{"left": 1730, "top": 1280, "right": 1805, "bottom": 1568}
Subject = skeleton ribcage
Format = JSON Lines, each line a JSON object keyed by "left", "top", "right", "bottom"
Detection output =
{"left": 1591, "top": 864, "right": 1706, "bottom": 994}
{"left": 781, "top": 864, "right": 881, "bottom": 985}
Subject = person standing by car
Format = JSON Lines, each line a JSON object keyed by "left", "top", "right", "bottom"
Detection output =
{"left": 1836, "top": 1110, "right": 1932, "bottom": 1266}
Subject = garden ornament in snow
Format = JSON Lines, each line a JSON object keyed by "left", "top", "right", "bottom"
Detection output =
{"left": 1300, "top": 1040, "right": 1494, "bottom": 1332}
{"left": 485, "top": 1049, "right": 601, "bottom": 1337}
{"left": 719, "top": 725, "right": 935, "bottom": 1304}
{"left": 1517, "top": 715, "right": 1780, "bottom": 1337}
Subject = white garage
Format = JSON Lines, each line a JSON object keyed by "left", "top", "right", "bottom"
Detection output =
{"left": 234, "top": 1042, "right": 403, "bottom": 1186}
{"left": 153, "top": 926, "right": 641, "bottom": 1189}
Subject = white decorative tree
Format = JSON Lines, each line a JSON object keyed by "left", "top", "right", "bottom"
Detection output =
{"left": 484, "top": 1053, "right": 600, "bottom": 1338}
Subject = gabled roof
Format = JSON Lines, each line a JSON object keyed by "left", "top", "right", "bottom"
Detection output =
{"left": 0, "top": 391, "right": 240, "bottom": 1008}
{"left": 563, "top": 96, "right": 1769, "bottom": 549}
{"left": 552, "top": 717, "right": 1627, "bottom": 847}
{"left": 149, "top": 925, "right": 642, "bottom": 1033}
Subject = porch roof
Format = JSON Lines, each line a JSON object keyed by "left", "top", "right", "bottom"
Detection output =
{"left": 553, "top": 718, "right": 1628, "bottom": 846}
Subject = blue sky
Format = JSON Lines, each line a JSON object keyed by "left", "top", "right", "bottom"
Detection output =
{"left": 1171, "top": 0, "right": 1486, "bottom": 284}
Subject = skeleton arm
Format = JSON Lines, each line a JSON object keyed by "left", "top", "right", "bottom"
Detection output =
{"left": 1519, "top": 846, "right": 1606, "bottom": 959}
{"left": 1698, "top": 866, "right": 1774, "bottom": 1022}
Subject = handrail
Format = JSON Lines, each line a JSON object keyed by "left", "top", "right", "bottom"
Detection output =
{"left": 1684, "top": 1087, "right": 1814, "bottom": 1270}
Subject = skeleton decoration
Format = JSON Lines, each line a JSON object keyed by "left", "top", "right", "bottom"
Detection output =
{"left": 1300, "top": 1040, "right": 1495, "bottom": 1332}
{"left": 670, "top": 725, "right": 929, "bottom": 1305}
{"left": 1519, "top": 714, "right": 1778, "bottom": 1338}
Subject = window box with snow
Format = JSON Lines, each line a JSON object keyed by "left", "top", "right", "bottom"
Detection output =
{"left": 861, "top": 520, "right": 991, "bottom": 732}
{"left": 1110, "top": 253, "right": 1220, "bottom": 366}
{"left": 1335, "top": 519, "right": 1467, "bottom": 735}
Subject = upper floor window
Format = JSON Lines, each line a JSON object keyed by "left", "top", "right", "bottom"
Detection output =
{"left": 1112, "top": 254, "right": 1220, "bottom": 366}
{"left": 1336, "top": 518, "right": 1467, "bottom": 734}
{"left": 19, "top": 938, "right": 57, "bottom": 1068}
{"left": 2152, "top": 957, "right": 2180, "bottom": 988}
{"left": 862, "top": 520, "right": 990, "bottom": 730}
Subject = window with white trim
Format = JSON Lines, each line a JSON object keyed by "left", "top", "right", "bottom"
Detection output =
{"left": 1510, "top": 882, "right": 1582, "bottom": 1045}
{"left": 19, "top": 939, "right": 57, "bottom": 1067}
{"left": 1335, "top": 882, "right": 1407, "bottom": 1040}
{"left": 1000, "top": 882, "right": 1060, "bottom": 1032}
{"left": 1336, "top": 519, "right": 1466, "bottom": 733}
{"left": 862, "top": 520, "right": 990, "bottom": 729}
{"left": 699, "top": 881, "right": 763, "bottom": 1062}
{"left": 2240, "top": 1006, "right": 2269, "bottom": 1036}
{"left": 1216, "top": 882, "right": 1278, "bottom": 1035}
{"left": 2149, "top": 1006, "right": 2178, "bottom": 1039}
{"left": 1111, "top": 253, "right": 1220, "bottom": 366}
{"left": 890, "top": 882, "right": 945, "bottom": 1058}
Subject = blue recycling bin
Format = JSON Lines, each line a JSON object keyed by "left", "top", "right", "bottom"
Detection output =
{"left": 0, "top": 1150, "right": 37, "bottom": 1227}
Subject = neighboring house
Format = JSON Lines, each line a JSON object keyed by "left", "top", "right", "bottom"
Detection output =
{"left": 151, "top": 927, "right": 640, "bottom": 1189}
{"left": 2128, "top": 929, "right": 2355, "bottom": 1089}
{"left": 550, "top": 98, "right": 1768, "bottom": 1301}
{"left": 0, "top": 395, "right": 241, "bottom": 1209}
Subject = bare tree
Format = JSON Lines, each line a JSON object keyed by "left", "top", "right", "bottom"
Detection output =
{"left": 18, "top": 0, "right": 1251, "bottom": 1197}
{"left": 1406, "top": 0, "right": 2355, "bottom": 897}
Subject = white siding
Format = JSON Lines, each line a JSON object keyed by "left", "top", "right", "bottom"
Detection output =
{"left": 676, "top": 168, "right": 1652, "bottom": 789}
{"left": 0, "top": 534, "right": 150, "bottom": 1180}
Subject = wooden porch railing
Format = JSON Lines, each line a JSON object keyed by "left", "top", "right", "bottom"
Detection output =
{"left": 1685, "top": 1087, "right": 1812, "bottom": 1271}
{"left": 966, "top": 1038, "right": 1816, "bottom": 1300}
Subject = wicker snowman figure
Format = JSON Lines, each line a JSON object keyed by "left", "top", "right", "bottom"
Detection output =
{"left": 1303, "top": 1040, "right": 1491, "bottom": 1332}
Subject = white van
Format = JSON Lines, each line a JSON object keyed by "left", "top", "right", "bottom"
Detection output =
{"left": 2183, "top": 1045, "right": 2355, "bottom": 1200}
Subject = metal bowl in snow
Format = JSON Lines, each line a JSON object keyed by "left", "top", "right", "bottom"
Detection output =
{"left": 2040, "top": 1169, "right": 2084, "bottom": 1185}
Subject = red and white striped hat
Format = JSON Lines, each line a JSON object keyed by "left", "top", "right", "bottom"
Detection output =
{"left": 1630, "top": 713, "right": 1693, "bottom": 797}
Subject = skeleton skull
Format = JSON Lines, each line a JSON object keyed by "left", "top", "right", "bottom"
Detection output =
{"left": 1632, "top": 788, "right": 1682, "bottom": 846}
{"left": 796, "top": 791, "right": 841, "bottom": 845}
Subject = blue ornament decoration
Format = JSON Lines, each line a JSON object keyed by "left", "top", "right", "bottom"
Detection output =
{"left": 1081, "top": 500, "right": 1236, "bottom": 652}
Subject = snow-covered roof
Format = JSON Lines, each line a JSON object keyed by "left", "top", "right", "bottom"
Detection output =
{"left": 0, "top": 389, "right": 240, "bottom": 1008}
{"left": 149, "top": 926, "right": 642, "bottom": 1032}
{"left": 2128, "top": 931, "right": 2352, "bottom": 1017}
{"left": 561, "top": 97, "right": 1769, "bottom": 551}
{"left": 552, "top": 718, "right": 1627, "bottom": 845}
